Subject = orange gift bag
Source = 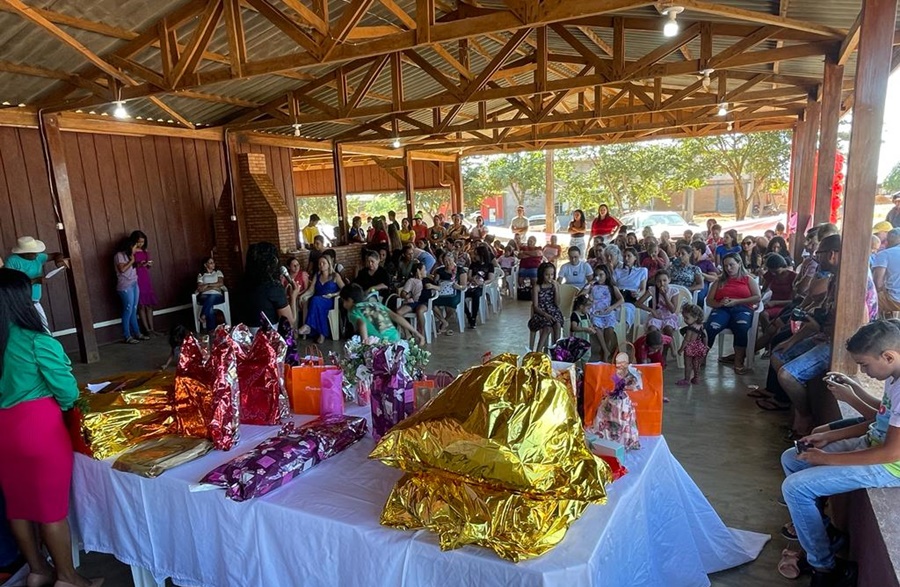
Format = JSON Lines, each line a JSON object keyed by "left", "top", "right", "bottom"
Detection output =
{"left": 285, "top": 346, "right": 340, "bottom": 415}
{"left": 584, "top": 362, "right": 664, "bottom": 436}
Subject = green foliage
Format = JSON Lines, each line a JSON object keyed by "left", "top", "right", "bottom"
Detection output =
{"left": 883, "top": 160, "right": 900, "bottom": 193}
{"left": 486, "top": 151, "right": 547, "bottom": 206}
{"left": 461, "top": 158, "right": 501, "bottom": 213}
{"left": 695, "top": 130, "right": 791, "bottom": 220}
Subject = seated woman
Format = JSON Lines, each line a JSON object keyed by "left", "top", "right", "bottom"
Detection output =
{"left": 396, "top": 261, "right": 438, "bottom": 339}
{"left": 704, "top": 253, "right": 761, "bottom": 374}
{"left": 759, "top": 252, "right": 797, "bottom": 336}
{"left": 517, "top": 236, "right": 543, "bottom": 284}
{"left": 637, "top": 270, "right": 681, "bottom": 340}
{"left": 579, "top": 264, "right": 623, "bottom": 361}
{"left": 299, "top": 255, "right": 346, "bottom": 343}
{"left": 715, "top": 229, "right": 741, "bottom": 267}
{"left": 282, "top": 257, "right": 309, "bottom": 326}
{"left": 432, "top": 252, "right": 468, "bottom": 335}
{"left": 196, "top": 256, "right": 225, "bottom": 333}
{"left": 241, "top": 242, "right": 294, "bottom": 331}
{"left": 367, "top": 218, "right": 390, "bottom": 248}
{"left": 446, "top": 213, "right": 469, "bottom": 241}
{"left": 354, "top": 250, "right": 391, "bottom": 301}
{"left": 348, "top": 216, "right": 367, "bottom": 244}
{"left": 398, "top": 218, "right": 415, "bottom": 245}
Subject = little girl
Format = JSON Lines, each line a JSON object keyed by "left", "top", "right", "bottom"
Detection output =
{"left": 677, "top": 303, "right": 708, "bottom": 386}
{"left": 569, "top": 294, "right": 597, "bottom": 343}
{"left": 580, "top": 264, "right": 622, "bottom": 361}
{"left": 498, "top": 243, "right": 518, "bottom": 295}
{"left": 637, "top": 270, "right": 680, "bottom": 338}
{"left": 528, "top": 262, "right": 563, "bottom": 351}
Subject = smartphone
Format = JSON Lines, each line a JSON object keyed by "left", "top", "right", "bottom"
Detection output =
{"left": 794, "top": 440, "right": 811, "bottom": 453}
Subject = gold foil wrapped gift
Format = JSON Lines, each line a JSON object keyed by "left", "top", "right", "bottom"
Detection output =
{"left": 113, "top": 435, "right": 214, "bottom": 477}
{"left": 75, "top": 372, "right": 178, "bottom": 460}
{"left": 370, "top": 353, "right": 611, "bottom": 561}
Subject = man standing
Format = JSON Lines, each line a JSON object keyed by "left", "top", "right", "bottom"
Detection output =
{"left": 302, "top": 214, "right": 322, "bottom": 247}
{"left": 510, "top": 206, "right": 529, "bottom": 237}
{"left": 558, "top": 246, "right": 591, "bottom": 288}
{"left": 5, "top": 236, "right": 65, "bottom": 329}
{"left": 387, "top": 210, "right": 400, "bottom": 231}
{"left": 887, "top": 193, "right": 900, "bottom": 228}
{"left": 873, "top": 228, "right": 900, "bottom": 314}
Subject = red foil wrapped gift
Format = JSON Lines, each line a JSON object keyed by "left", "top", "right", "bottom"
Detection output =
{"left": 233, "top": 325, "right": 290, "bottom": 426}
{"left": 174, "top": 330, "right": 241, "bottom": 450}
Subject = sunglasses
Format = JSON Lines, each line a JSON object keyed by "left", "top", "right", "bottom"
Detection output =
{"left": 742, "top": 241, "right": 753, "bottom": 246}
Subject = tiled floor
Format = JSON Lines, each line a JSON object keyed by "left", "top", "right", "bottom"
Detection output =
{"left": 69, "top": 298, "right": 800, "bottom": 587}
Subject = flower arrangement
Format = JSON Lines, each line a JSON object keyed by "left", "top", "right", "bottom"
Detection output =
{"left": 339, "top": 336, "right": 431, "bottom": 400}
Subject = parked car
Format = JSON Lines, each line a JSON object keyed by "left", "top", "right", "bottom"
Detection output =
{"left": 527, "top": 214, "right": 561, "bottom": 233}
{"left": 617, "top": 211, "right": 698, "bottom": 238}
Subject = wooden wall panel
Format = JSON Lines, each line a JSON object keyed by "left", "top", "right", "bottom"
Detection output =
{"left": 293, "top": 159, "right": 447, "bottom": 197}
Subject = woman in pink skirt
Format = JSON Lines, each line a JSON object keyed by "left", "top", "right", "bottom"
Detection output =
{"left": 130, "top": 230, "right": 159, "bottom": 337}
{"left": 0, "top": 268, "right": 102, "bottom": 587}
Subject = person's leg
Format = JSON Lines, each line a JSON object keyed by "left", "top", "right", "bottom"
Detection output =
{"left": 537, "top": 327, "right": 549, "bottom": 352}
{"left": 782, "top": 459, "right": 900, "bottom": 572}
{"left": 415, "top": 306, "right": 427, "bottom": 336}
{"left": 730, "top": 307, "right": 754, "bottom": 370}
{"left": 604, "top": 328, "right": 618, "bottom": 361}
{"left": 127, "top": 284, "right": 141, "bottom": 338}
{"left": 8, "top": 520, "right": 52, "bottom": 577}
{"left": 778, "top": 342, "right": 832, "bottom": 434}
{"left": 704, "top": 307, "right": 731, "bottom": 347}
{"left": 38, "top": 519, "right": 91, "bottom": 585}
{"left": 117, "top": 289, "right": 133, "bottom": 339}
{"left": 201, "top": 294, "right": 224, "bottom": 333}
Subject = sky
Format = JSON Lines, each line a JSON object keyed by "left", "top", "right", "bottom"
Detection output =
{"left": 877, "top": 72, "right": 900, "bottom": 181}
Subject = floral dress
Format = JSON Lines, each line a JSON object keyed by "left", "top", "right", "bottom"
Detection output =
{"left": 647, "top": 285, "right": 680, "bottom": 331}
{"left": 588, "top": 284, "right": 618, "bottom": 329}
{"left": 528, "top": 285, "right": 563, "bottom": 331}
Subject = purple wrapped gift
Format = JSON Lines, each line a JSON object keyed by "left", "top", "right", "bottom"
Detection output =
{"left": 200, "top": 415, "right": 367, "bottom": 501}
{"left": 369, "top": 346, "right": 413, "bottom": 440}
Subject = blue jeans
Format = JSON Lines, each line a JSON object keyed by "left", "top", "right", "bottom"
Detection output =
{"left": 781, "top": 438, "right": 900, "bottom": 570}
{"left": 776, "top": 336, "right": 832, "bottom": 385}
{"left": 200, "top": 293, "right": 225, "bottom": 332}
{"left": 117, "top": 283, "right": 141, "bottom": 339}
{"left": 705, "top": 306, "right": 754, "bottom": 347}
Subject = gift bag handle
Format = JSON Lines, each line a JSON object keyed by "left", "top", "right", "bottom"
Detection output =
{"left": 301, "top": 344, "right": 324, "bottom": 366}
{"left": 617, "top": 341, "right": 636, "bottom": 363}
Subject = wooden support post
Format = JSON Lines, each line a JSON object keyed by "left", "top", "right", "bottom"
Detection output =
{"left": 791, "top": 99, "right": 820, "bottom": 260}
{"left": 545, "top": 149, "right": 555, "bottom": 238}
{"left": 403, "top": 150, "right": 416, "bottom": 219}
{"left": 41, "top": 114, "right": 99, "bottom": 363}
{"left": 832, "top": 0, "right": 898, "bottom": 373}
{"left": 450, "top": 156, "right": 464, "bottom": 214}
{"left": 786, "top": 125, "right": 802, "bottom": 244}
{"left": 814, "top": 58, "right": 844, "bottom": 224}
{"left": 333, "top": 143, "right": 349, "bottom": 240}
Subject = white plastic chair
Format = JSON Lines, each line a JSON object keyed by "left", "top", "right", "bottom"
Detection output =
{"left": 192, "top": 287, "right": 231, "bottom": 333}
{"left": 400, "top": 290, "right": 438, "bottom": 344}
{"left": 327, "top": 296, "right": 341, "bottom": 341}
{"left": 558, "top": 284, "right": 579, "bottom": 337}
{"left": 504, "top": 264, "right": 519, "bottom": 297}
{"left": 483, "top": 279, "right": 502, "bottom": 315}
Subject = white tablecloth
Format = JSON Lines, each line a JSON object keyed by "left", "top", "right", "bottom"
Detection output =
{"left": 71, "top": 407, "right": 768, "bottom": 587}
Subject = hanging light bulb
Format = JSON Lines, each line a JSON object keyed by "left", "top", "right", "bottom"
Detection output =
{"left": 662, "top": 6, "right": 684, "bottom": 37}
{"left": 700, "top": 69, "right": 714, "bottom": 90}
{"left": 392, "top": 138, "right": 401, "bottom": 149}
{"left": 717, "top": 102, "right": 728, "bottom": 116}
{"left": 726, "top": 121, "right": 734, "bottom": 131}
{"left": 113, "top": 101, "right": 129, "bottom": 119}
{"left": 292, "top": 123, "right": 302, "bottom": 137}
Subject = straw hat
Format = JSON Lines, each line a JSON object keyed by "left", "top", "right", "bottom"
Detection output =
{"left": 11, "top": 236, "right": 46, "bottom": 254}
{"left": 873, "top": 221, "right": 893, "bottom": 234}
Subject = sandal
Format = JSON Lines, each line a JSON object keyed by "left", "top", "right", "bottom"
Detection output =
{"left": 675, "top": 379, "right": 691, "bottom": 386}
{"left": 757, "top": 398, "right": 791, "bottom": 412}
{"left": 733, "top": 365, "right": 752, "bottom": 375}
{"left": 778, "top": 548, "right": 802, "bottom": 579}
{"left": 444, "top": 329, "right": 454, "bottom": 336}
{"left": 690, "top": 377, "right": 699, "bottom": 384}
{"left": 747, "top": 387, "right": 774, "bottom": 399}
{"left": 718, "top": 354, "right": 736, "bottom": 364}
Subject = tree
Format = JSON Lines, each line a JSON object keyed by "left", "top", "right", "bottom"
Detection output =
{"left": 485, "top": 151, "right": 546, "bottom": 206}
{"left": 696, "top": 130, "right": 792, "bottom": 220}
{"left": 554, "top": 141, "right": 708, "bottom": 213}
{"left": 883, "top": 160, "right": 900, "bottom": 193}
{"left": 461, "top": 157, "right": 501, "bottom": 214}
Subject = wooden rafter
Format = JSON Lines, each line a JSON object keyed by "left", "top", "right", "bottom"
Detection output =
{"left": 837, "top": 11, "right": 862, "bottom": 66}
{"left": 676, "top": 0, "right": 846, "bottom": 38}
{"left": 321, "top": 0, "right": 377, "bottom": 61}
{"left": 281, "top": 0, "right": 328, "bottom": 34}
{"left": 223, "top": 0, "right": 247, "bottom": 77}
{"left": 169, "top": 0, "right": 224, "bottom": 87}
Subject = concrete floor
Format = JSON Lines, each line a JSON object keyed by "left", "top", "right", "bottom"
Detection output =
{"left": 68, "top": 299, "right": 799, "bottom": 587}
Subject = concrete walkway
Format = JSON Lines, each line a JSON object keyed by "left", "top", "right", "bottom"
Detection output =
{"left": 69, "top": 299, "right": 798, "bottom": 587}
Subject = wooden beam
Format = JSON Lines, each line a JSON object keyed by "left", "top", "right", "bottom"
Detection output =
{"left": 432, "top": 44, "right": 473, "bottom": 81}
{"left": 346, "top": 55, "right": 389, "bottom": 112}
{"left": 813, "top": 58, "right": 843, "bottom": 224}
{"left": 40, "top": 113, "right": 99, "bottom": 363}
{"left": 0, "top": 3, "right": 137, "bottom": 39}
{"left": 169, "top": 0, "right": 223, "bottom": 87}
{"left": 403, "top": 150, "right": 416, "bottom": 219}
{"left": 577, "top": 25, "right": 614, "bottom": 56}
{"left": 391, "top": 52, "right": 404, "bottom": 110}
{"left": 380, "top": 0, "right": 417, "bottom": 29}
{"left": 1, "top": 0, "right": 131, "bottom": 84}
{"left": 322, "top": 0, "right": 377, "bottom": 61}
{"left": 837, "top": 11, "right": 862, "bottom": 66}
{"left": 148, "top": 96, "right": 195, "bottom": 129}
{"left": 832, "top": 0, "right": 898, "bottom": 372}
{"left": 281, "top": 0, "right": 329, "bottom": 34}
{"left": 223, "top": 0, "right": 247, "bottom": 77}
{"left": 677, "top": 0, "right": 846, "bottom": 38}
{"left": 626, "top": 23, "right": 701, "bottom": 77}
{"left": 707, "top": 26, "right": 779, "bottom": 69}
{"left": 536, "top": 26, "right": 548, "bottom": 93}
{"left": 245, "top": 0, "right": 319, "bottom": 57}
{"left": 613, "top": 16, "right": 625, "bottom": 77}
{"left": 794, "top": 98, "right": 820, "bottom": 250}
{"left": 333, "top": 143, "right": 350, "bottom": 238}
{"left": 416, "top": 0, "right": 434, "bottom": 45}
{"left": 404, "top": 49, "right": 465, "bottom": 99}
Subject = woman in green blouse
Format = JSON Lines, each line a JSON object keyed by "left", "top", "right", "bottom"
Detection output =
{"left": 0, "top": 268, "right": 101, "bottom": 587}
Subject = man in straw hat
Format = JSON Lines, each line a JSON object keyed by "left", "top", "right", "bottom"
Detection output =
{"left": 5, "top": 236, "right": 66, "bottom": 329}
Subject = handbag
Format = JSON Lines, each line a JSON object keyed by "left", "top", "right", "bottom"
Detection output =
{"left": 437, "top": 280, "right": 456, "bottom": 297}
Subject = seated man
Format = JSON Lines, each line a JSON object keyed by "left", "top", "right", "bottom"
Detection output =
{"left": 872, "top": 227, "right": 900, "bottom": 314}
{"left": 558, "top": 246, "right": 591, "bottom": 288}
{"left": 781, "top": 320, "right": 900, "bottom": 586}
{"left": 340, "top": 284, "right": 425, "bottom": 346}
{"left": 772, "top": 235, "right": 878, "bottom": 436}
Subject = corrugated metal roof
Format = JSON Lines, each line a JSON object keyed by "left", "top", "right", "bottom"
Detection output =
{"left": 0, "top": 0, "right": 877, "bottom": 141}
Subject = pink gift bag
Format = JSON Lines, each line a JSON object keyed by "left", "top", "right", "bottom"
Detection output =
{"left": 320, "top": 370, "right": 344, "bottom": 417}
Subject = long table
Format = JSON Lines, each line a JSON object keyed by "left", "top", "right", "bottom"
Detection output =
{"left": 70, "top": 407, "right": 768, "bottom": 587}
